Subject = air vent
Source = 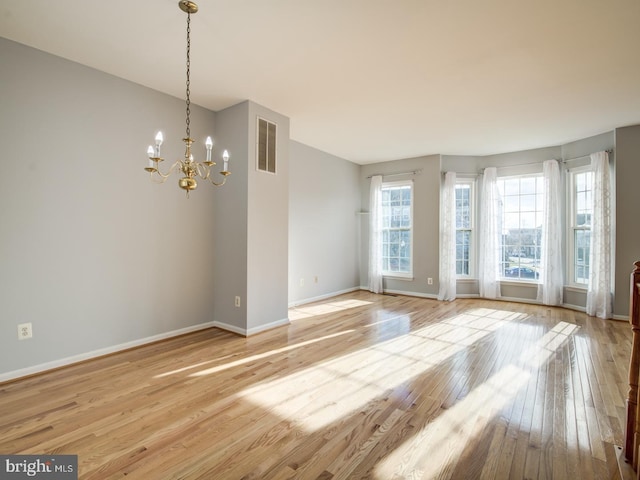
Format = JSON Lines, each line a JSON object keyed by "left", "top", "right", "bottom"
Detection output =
{"left": 257, "top": 117, "right": 276, "bottom": 173}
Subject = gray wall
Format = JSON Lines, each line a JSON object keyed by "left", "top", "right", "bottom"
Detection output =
{"left": 211, "top": 102, "right": 250, "bottom": 332}
{"left": 360, "top": 155, "right": 441, "bottom": 297}
{"left": 212, "top": 101, "right": 290, "bottom": 334}
{"left": 614, "top": 125, "right": 640, "bottom": 315}
{"left": 246, "top": 102, "right": 290, "bottom": 331}
{"left": 0, "top": 37, "right": 219, "bottom": 377}
{"left": 288, "top": 141, "right": 360, "bottom": 305}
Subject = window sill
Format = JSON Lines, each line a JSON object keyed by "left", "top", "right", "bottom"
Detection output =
{"left": 499, "top": 279, "right": 539, "bottom": 287}
{"left": 383, "top": 274, "right": 414, "bottom": 281}
{"left": 564, "top": 285, "right": 587, "bottom": 293}
{"left": 456, "top": 278, "right": 477, "bottom": 284}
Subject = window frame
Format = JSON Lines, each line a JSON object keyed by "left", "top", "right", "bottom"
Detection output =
{"left": 567, "top": 165, "right": 593, "bottom": 288}
{"left": 380, "top": 179, "right": 414, "bottom": 279}
{"left": 455, "top": 178, "right": 476, "bottom": 278}
{"left": 496, "top": 172, "right": 544, "bottom": 284}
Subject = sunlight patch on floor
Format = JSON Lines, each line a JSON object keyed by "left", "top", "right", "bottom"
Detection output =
{"left": 188, "top": 330, "right": 355, "bottom": 377}
{"left": 289, "top": 299, "right": 373, "bottom": 320}
{"left": 373, "top": 321, "right": 578, "bottom": 479}
{"left": 237, "top": 308, "right": 522, "bottom": 432}
{"left": 154, "top": 355, "right": 235, "bottom": 378}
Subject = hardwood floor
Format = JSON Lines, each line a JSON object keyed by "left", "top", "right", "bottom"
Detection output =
{"left": 0, "top": 292, "right": 632, "bottom": 479}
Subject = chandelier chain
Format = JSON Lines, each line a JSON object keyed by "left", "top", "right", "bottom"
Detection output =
{"left": 185, "top": 11, "right": 191, "bottom": 139}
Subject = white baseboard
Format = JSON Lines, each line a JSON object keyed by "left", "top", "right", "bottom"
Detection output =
{"left": 379, "top": 289, "right": 438, "bottom": 300}
{"left": 248, "top": 318, "right": 290, "bottom": 335}
{"left": 356, "top": 286, "right": 440, "bottom": 300}
{"left": 211, "top": 320, "right": 247, "bottom": 336}
{"left": 288, "top": 287, "right": 361, "bottom": 308}
{"left": 561, "top": 302, "right": 585, "bottom": 312}
{"left": 361, "top": 289, "right": 629, "bottom": 321}
{"left": 0, "top": 321, "right": 216, "bottom": 384}
{"left": 213, "top": 317, "right": 291, "bottom": 337}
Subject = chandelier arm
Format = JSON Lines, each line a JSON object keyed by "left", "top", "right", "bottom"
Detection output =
{"left": 154, "top": 160, "right": 183, "bottom": 180}
{"left": 207, "top": 174, "right": 228, "bottom": 187}
{"left": 196, "top": 163, "right": 228, "bottom": 186}
{"left": 150, "top": 174, "right": 169, "bottom": 184}
{"left": 195, "top": 162, "right": 210, "bottom": 180}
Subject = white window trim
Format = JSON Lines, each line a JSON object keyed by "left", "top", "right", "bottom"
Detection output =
{"left": 567, "top": 165, "right": 592, "bottom": 289}
{"left": 455, "top": 178, "right": 476, "bottom": 278}
{"left": 381, "top": 180, "right": 413, "bottom": 279}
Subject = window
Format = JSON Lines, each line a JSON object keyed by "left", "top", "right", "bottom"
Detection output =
{"left": 381, "top": 181, "right": 413, "bottom": 277}
{"left": 569, "top": 168, "right": 593, "bottom": 285}
{"left": 497, "top": 175, "right": 544, "bottom": 281}
{"left": 455, "top": 180, "right": 474, "bottom": 276}
{"left": 257, "top": 117, "right": 276, "bottom": 173}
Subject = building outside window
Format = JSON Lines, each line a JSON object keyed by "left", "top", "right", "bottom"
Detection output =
{"left": 381, "top": 181, "right": 413, "bottom": 277}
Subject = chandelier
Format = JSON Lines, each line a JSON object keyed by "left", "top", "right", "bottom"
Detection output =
{"left": 145, "top": 0, "right": 230, "bottom": 198}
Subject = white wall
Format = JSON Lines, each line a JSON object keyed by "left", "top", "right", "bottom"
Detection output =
{"left": 288, "top": 141, "right": 360, "bottom": 305}
{"left": 0, "top": 37, "right": 219, "bottom": 378}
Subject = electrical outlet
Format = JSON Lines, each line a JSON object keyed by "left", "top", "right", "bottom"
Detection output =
{"left": 314, "top": 276, "right": 318, "bottom": 284}
{"left": 300, "top": 278, "right": 304, "bottom": 287}
{"left": 427, "top": 277, "right": 433, "bottom": 285}
{"left": 18, "top": 322, "right": 33, "bottom": 340}
{"left": 235, "top": 296, "right": 241, "bottom": 307}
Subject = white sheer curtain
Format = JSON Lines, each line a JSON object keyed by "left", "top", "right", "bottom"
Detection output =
{"left": 438, "top": 172, "right": 456, "bottom": 301}
{"left": 586, "top": 151, "right": 613, "bottom": 319}
{"left": 478, "top": 167, "right": 501, "bottom": 299}
{"left": 537, "top": 160, "right": 563, "bottom": 305}
{"left": 368, "top": 175, "right": 384, "bottom": 294}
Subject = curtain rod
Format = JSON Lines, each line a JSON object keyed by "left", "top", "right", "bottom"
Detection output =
{"left": 366, "top": 169, "right": 422, "bottom": 179}
{"left": 477, "top": 149, "right": 613, "bottom": 173}
{"left": 561, "top": 149, "right": 612, "bottom": 163}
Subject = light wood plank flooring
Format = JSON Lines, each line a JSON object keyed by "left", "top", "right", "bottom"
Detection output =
{"left": 0, "top": 292, "right": 632, "bottom": 479}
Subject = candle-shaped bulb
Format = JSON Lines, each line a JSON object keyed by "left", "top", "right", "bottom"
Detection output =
{"left": 147, "top": 146, "right": 155, "bottom": 168}
{"left": 154, "top": 131, "right": 163, "bottom": 157}
{"left": 205, "top": 136, "right": 213, "bottom": 161}
{"left": 223, "top": 150, "right": 229, "bottom": 171}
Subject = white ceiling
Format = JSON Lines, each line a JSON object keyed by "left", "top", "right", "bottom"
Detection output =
{"left": 1, "top": 0, "right": 639, "bottom": 164}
